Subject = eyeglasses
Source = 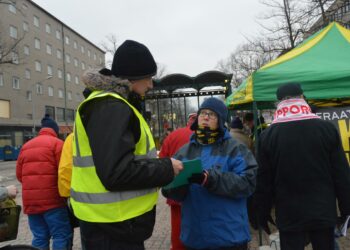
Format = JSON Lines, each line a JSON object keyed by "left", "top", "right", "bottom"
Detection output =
{"left": 199, "top": 110, "right": 218, "bottom": 120}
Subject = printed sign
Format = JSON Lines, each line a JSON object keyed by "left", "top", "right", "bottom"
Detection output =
{"left": 315, "top": 107, "right": 350, "bottom": 164}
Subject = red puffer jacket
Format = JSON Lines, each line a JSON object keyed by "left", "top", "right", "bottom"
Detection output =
{"left": 16, "top": 128, "right": 65, "bottom": 214}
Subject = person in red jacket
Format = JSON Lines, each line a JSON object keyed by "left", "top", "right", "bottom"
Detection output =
{"left": 16, "top": 114, "right": 72, "bottom": 250}
{"left": 159, "top": 113, "right": 197, "bottom": 250}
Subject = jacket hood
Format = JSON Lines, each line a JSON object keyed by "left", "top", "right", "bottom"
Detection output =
{"left": 82, "top": 69, "right": 131, "bottom": 99}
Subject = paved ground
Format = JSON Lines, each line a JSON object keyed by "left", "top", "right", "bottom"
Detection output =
{"left": 0, "top": 160, "right": 349, "bottom": 249}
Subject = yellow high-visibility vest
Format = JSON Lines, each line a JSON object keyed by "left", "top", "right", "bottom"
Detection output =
{"left": 70, "top": 90, "right": 158, "bottom": 222}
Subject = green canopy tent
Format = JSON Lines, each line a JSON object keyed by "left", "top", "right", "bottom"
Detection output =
{"left": 226, "top": 22, "right": 350, "bottom": 110}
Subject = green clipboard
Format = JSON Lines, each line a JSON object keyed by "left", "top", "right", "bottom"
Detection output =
{"left": 163, "top": 159, "right": 202, "bottom": 189}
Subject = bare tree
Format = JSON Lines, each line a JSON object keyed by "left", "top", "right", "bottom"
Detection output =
{"left": 154, "top": 63, "right": 167, "bottom": 79}
{"left": 217, "top": 37, "right": 280, "bottom": 87}
{"left": 100, "top": 34, "right": 119, "bottom": 67}
{"left": 303, "top": 0, "right": 347, "bottom": 34}
{"left": 0, "top": 0, "right": 26, "bottom": 65}
{"left": 257, "top": 0, "right": 316, "bottom": 52}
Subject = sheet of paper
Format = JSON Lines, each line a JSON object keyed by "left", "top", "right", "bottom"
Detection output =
{"left": 335, "top": 215, "right": 350, "bottom": 237}
{"left": 163, "top": 159, "right": 202, "bottom": 190}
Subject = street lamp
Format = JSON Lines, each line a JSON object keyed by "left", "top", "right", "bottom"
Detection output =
{"left": 32, "top": 75, "right": 53, "bottom": 135}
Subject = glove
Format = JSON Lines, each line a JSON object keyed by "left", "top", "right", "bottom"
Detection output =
{"left": 188, "top": 171, "right": 208, "bottom": 186}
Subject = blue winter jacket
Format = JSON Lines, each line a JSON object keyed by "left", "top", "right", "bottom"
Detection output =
{"left": 162, "top": 129, "right": 257, "bottom": 249}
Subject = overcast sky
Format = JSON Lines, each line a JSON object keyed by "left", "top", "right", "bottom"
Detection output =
{"left": 32, "top": 0, "right": 268, "bottom": 76}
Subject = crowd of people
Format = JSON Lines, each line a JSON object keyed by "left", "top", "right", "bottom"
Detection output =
{"left": 1, "top": 40, "right": 349, "bottom": 250}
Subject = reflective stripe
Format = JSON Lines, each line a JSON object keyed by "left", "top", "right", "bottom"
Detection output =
{"left": 134, "top": 148, "right": 157, "bottom": 160}
{"left": 73, "top": 156, "right": 94, "bottom": 167}
{"left": 74, "top": 124, "right": 81, "bottom": 157}
{"left": 70, "top": 187, "right": 157, "bottom": 204}
{"left": 74, "top": 148, "right": 157, "bottom": 167}
{"left": 144, "top": 127, "right": 150, "bottom": 153}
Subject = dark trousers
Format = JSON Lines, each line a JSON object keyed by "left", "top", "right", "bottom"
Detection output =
{"left": 80, "top": 221, "right": 144, "bottom": 250}
{"left": 186, "top": 243, "right": 248, "bottom": 250}
{"left": 279, "top": 228, "right": 334, "bottom": 250}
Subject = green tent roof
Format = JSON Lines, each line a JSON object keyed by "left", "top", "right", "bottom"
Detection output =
{"left": 227, "top": 22, "right": 350, "bottom": 109}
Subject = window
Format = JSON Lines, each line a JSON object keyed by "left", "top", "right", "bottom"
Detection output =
{"left": 56, "top": 49, "right": 62, "bottom": 59}
{"left": 45, "top": 23, "right": 51, "bottom": 34}
{"left": 81, "top": 46, "right": 85, "bottom": 54}
{"left": 93, "top": 53, "right": 97, "bottom": 60}
{"left": 36, "top": 83, "right": 43, "bottom": 94}
{"left": 11, "top": 51, "right": 19, "bottom": 64}
{"left": 67, "top": 91, "right": 72, "bottom": 100}
{"left": 12, "top": 77, "right": 20, "bottom": 89}
{"left": 9, "top": 26, "right": 18, "bottom": 39}
{"left": 35, "top": 60, "right": 41, "bottom": 72}
{"left": 47, "top": 65, "right": 53, "bottom": 76}
{"left": 346, "top": 1, "right": 350, "bottom": 12}
{"left": 33, "top": 16, "right": 39, "bottom": 28}
{"left": 75, "top": 76, "right": 79, "bottom": 84}
{"left": 65, "top": 36, "right": 70, "bottom": 45}
{"left": 25, "top": 69, "right": 31, "bottom": 79}
{"left": 22, "top": 3, "right": 28, "bottom": 10}
{"left": 45, "top": 106, "right": 55, "bottom": 119}
{"left": 24, "top": 45, "right": 30, "bottom": 55}
{"left": 0, "top": 100, "right": 10, "bottom": 118}
{"left": 81, "top": 62, "right": 85, "bottom": 70}
{"left": 65, "top": 53, "right": 71, "bottom": 63}
{"left": 48, "top": 86, "right": 54, "bottom": 97}
{"left": 23, "top": 21, "right": 29, "bottom": 32}
{"left": 56, "top": 107, "right": 64, "bottom": 122}
{"left": 87, "top": 49, "right": 91, "bottom": 58}
{"left": 74, "top": 58, "right": 78, "bottom": 67}
{"left": 74, "top": 41, "right": 78, "bottom": 49}
{"left": 0, "top": 74, "right": 3, "bottom": 86}
{"left": 66, "top": 73, "right": 71, "bottom": 82}
{"left": 56, "top": 30, "right": 61, "bottom": 40}
{"left": 99, "top": 57, "right": 103, "bottom": 64}
{"left": 34, "top": 38, "right": 40, "bottom": 50}
{"left": 75, "top": 93, "right": 80, "bottom": 102}
{"left": 66, "top": 109, "right": 74, "bottom": 121}
{"left": 57, "top": 69, "right": 62, "bottom": 79}
{"left": 58, "top": 89, "right": 64, "bottom": 99}
{"left": 26, "top": 91, "right": 32, "bottom": 101}
{"left": 46, "top": 44, "right": 52, "bottom": 55}
{"left": 8, "top": 4, "right": 16, "bottom": 14}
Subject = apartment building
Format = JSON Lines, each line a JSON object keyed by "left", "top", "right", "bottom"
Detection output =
{"left": 307, "top": 0, "right": 350, "bottom": 36}
{"left": 0, "top": 0, "right": 105, "bottom": 146}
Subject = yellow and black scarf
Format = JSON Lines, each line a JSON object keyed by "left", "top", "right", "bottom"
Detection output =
{"left": 195, "top": 126, "right": 220, "bottom": 144}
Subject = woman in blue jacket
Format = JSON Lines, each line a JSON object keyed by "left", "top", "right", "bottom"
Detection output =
{"left": 162, "top": 97, "right": 257, "bottom": 250}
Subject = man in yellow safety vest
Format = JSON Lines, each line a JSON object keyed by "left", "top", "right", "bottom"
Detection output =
{"left": 70, "top": 40, "right": 183, "bottom": 250}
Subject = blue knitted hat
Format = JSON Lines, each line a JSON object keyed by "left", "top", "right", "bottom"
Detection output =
{"left": 191, "top": 97, "right": 228, "bottom": 133}
{"left": 41, "top": 114, "right": 59, "bottom": 136}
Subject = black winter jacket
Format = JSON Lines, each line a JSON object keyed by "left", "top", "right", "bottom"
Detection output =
{"left": 79, "top": 94, "right": 174, "bottom": 242}
{"left": 255, "top": 119, "right": 350, "bottom": 232}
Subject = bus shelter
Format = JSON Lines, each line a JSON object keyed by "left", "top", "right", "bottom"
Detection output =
{"left": 144, "top": 70, "right": 232, "bottom": 148}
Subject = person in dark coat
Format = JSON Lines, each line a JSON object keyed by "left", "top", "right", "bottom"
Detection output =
{"left": 255, "top": 83, "right": 350, "bottom": 250}
{"left": 71, "top": 40, "right": 183, "bottom": 250}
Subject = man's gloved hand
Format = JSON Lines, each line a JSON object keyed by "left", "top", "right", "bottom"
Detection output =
{"left": 188, "top": 171, "right": 208, "bottom": 186}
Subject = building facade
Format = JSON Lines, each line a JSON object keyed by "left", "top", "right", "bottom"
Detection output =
{"left": 0, "top": 0, "right": 105, "bottom": 146}
{"left": 307, "top": 0, "right": 350, "bottom": 36}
